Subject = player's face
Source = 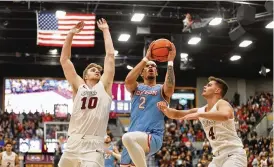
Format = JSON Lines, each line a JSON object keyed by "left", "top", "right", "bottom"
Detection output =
{"left": 5, "top": 144, "right": 12, "bottom": 152}
{"left": 142, "top": 61, "right": 158, "bottom": 80}
{"left": 202, "top": 81, "right": 220, "bottom": 97}
{"left": 85, "top": 67, "right": 101, "bottom": 81}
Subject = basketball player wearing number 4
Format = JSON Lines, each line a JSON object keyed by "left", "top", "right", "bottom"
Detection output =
{"left": 58, "top": 18, "right": 115, "bottom": 167}
{"left": 120, "top": 41, "right": 176, "bottom": 167}
{"left": 157, "top": 77, "right": 247, "bottom": 167}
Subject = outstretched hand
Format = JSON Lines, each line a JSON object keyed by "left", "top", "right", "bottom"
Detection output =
{"left": 97, "top": 18, "right": 109, "bottom": 31}
{"left": 69, "top": 21, "right": 84, "bottom": 34}
{"left": 157, "top": 101, "right": 168, "bottom": 114}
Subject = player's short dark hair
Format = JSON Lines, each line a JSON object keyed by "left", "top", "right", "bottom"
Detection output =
{"left": 208, "top": 76, "right": 228, "bottom": 97}
{"left": 5, "top": 141, "right": 12, "bottom": 146}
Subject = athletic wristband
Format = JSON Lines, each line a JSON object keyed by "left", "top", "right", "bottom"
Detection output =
{"left": 142, "top": 57, "right": 149, "bottom": 63}
{"left": 168, "top": 61, "right": 174, "bottom": 66}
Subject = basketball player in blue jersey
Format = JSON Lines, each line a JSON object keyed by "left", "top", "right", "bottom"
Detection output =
{"left": 120, "top": 41, "right": 176, "bottom": 167}
{"left": 104, "top": 135, "right": 121, "bottom": 167}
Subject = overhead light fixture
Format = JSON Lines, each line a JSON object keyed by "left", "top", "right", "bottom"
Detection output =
{"left": 259, "top": 68, "right": 270, "bottom": 74}
{"left": 239, "top": 40, "right": 252, "bottom": 47}
{"left": 55, "top": 10, "right": 66, "bottom": 18}
{"left": 180, "top": 53, "right": 188, "bottom": 59}
{"left": 188, "top": 37, "right": 201, "bottom": 45}
{"left": 131, "top": 13, "right": 145, "bottom": 22}
{"left": 114, "top": 50, "right": 119, "bottom": 56}
{"left": 127, "top": 65, "right": 133, "bottom": 70}
{"left": 265, "top": 21, "right": 274, "bottom": 29}
{"left": 118, "top": 34, "right": 130, "bottom": 42}
{"left": 230, "top": 55, "right": 241, "bottom": 61}
{"left": 209, "top": 17, "right": 222, "bottom": 26}
{"left": 49, "top": 49, "right": 58, "bottom": 55}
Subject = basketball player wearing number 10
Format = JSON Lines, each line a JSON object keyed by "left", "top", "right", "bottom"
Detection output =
{"left": 120, "top": 41, "right": 176, "bottom": 167}
{"left": 58, "top": 18, "right": 115, "bottom": 167}
{"left": 157, "top": 77, "right": 247, "bottom": 167}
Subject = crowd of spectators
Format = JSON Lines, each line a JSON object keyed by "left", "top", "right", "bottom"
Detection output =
{"left": 234, "top": 92, "right": 272, "bottom": 139}
{"left": 0, "top": 110, "right": 70, "bottom": 153}
{"left": 5, "top": 79, "right": 72, "bottom": 95}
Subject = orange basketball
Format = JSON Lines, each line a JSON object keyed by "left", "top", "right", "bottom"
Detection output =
{"left": 151, "top": 39, "right": 171, "bottom": 62}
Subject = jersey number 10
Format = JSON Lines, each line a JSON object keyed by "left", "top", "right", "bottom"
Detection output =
{"left": 81, "top": 97, "right": 98, "bottom": 110}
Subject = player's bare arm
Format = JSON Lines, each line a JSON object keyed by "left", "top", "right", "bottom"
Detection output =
{"left": 162, "top": 43, "right": 176, "bottom": 100}
{"left": 157, "top": 101, "right": 198, "bottom": 119}
{"left": 98, "top": 18, "right": 115, "bottom": 96}
{"left": 60, "top": 21, "right": 85, "bottom": 95}
{"left": 124, "top": 42, "right": 154, "bottom": 94}
{"left": 183, "top": 99, "right": 233, "bottom": 121}
{"left": 15, "top": 154, "right": 19, "bottom": 167}
{"left": 112, "top": 146, "right": 121, "bottom": 161}
{"left": 0, "top": 152, "right": 2, "bottom": 165}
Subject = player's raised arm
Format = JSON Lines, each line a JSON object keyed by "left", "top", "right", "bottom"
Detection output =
{"left": 162, "top": 43, "right": 176, "bottom": 100}
{"left": 157, "top": 101, "right": 198, "bottom": 119}
{"left": 98, "top": 18, "right": 115, "bottom": 96}
{"left": 198, "top": 99, "right": 233, "bottom": 121}
{"left": 124, "top": 42, "right": 154, "bottom": 94}
{"left": 60, "top": 21, "right": 85, "bottom": 94}
{"left": 182, "top": 99, "right": 233, "bottom": 121}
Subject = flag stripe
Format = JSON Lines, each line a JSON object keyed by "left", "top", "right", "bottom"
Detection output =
{"left": 38, "top": 37, "right": 94, "bottom": 41}
{"left": 58, "top": 21, "right": 95, "bottom": 25}
{"left": 58, "top": 25, "right": 95, "bottom": 30}
{"left": 38, "top": 43, "right": 94, "bottom": 47}
{"left": 38, "top": 34, "right": 95, "bottom": 40}
{"left": 59, "top": 16, "right": 96, "bottom": 20}
{"left": 38, "top": 39, "right": 94, "bottom": 45}
{"left": 38, "top": 30, "right": 95, "bottom": 35}
{"left": 65, "top": 13, "right": 95, "bottom": 17}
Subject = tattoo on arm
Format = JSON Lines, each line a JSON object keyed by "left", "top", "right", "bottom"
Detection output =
{"left": 167, "top": 66, "right": 175, "bottom": 87}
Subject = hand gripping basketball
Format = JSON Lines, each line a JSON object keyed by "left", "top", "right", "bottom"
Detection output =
{"left": 167, "top": 43, "right": 176, "bottom": 62}
{"left": 150, "top": 39, "right": 172, "bottom": 62}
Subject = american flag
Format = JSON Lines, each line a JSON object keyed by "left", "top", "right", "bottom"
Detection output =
{"left": 36, "top": 12, "right": 96, "bottom": 47}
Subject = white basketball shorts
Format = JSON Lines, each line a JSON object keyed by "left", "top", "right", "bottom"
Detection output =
{"left": 58, "top": 134, "right": 104, "bottom": 167}
{"left": 208, "top": 147, "right": 247, "bottom": 167}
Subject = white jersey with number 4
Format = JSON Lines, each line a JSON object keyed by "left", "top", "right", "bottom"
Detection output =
{"left": 1, "top": 151, "right": 16, "bottom": 167}
{"left": 68, "top": 81, "right": 112, "bottom": 137}
{"left": 198, "top": 100, "right": 243, "bottom": 155}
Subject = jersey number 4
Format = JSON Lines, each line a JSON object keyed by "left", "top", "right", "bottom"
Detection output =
{"left": 209, "top": 127, "right": 216, "bottom": 140}
{"left": 81, "top": 97, "right": 98, "bottom": 110}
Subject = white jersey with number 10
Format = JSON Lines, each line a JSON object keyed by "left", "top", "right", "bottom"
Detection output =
{"left": 68, "top": 81, "right": 112, "bottom": 137}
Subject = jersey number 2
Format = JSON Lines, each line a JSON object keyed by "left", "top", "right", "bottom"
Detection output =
{"left": 209, "top": 127, "right": 216, "bottom": 140}
{"left": 139, "top": 97, "right": 146, "bottom": 109}
{"left": 81, "top": 97, "right": 98, "bottom": 110}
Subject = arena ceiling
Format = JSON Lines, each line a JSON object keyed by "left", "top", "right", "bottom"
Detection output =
{"left": 0, "top": 1, "right": 273, "bottom": 79}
